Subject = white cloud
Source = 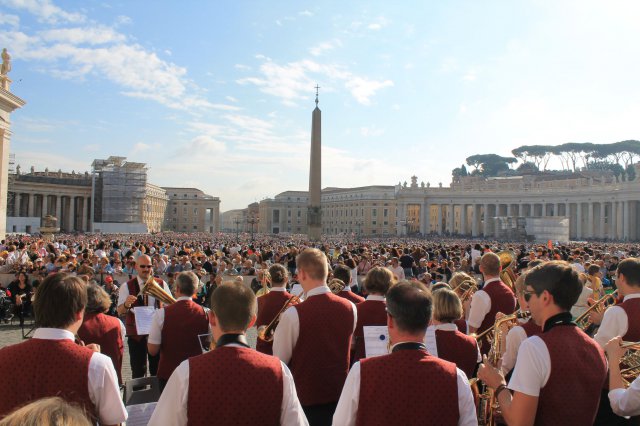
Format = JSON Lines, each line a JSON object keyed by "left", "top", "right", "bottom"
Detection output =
{"left": 299, "top": 10, "right": 313, "bottom": 17}
{"left": 234, "top": 64, "right": 251, "bottom": 71}
{"left": 360, "top": 126, "right": 384, "bottom": 137}
{"left": 367, "top": 16, "right": 389, "bottom": 31}
{"left": 0, "top": 13, "right": 20, "bottom": 27}
{"left": 1, "top": 0, "right": 85, "bottom": 24}
{"left": 115, "top": 15, "right": 132, "bottom": 26}
{"left": 237, "top": 57, "right": 393, "bottom": 106}
{"left": 225, "top": 95, "right": 238, "bottom": 103}
{"left": 309, "top": 39, "right": 342, "bottom": 57}
{"left": 38, "top": 26, "right": 126, "bottom": 45}
{"left": 130, "top": 142, "right": 152, "bottom": 155}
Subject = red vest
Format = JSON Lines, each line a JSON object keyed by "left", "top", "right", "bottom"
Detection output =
{"left": 358, "top": 349, "right": 459, "bottom": 426}
{"left": 0, "top": 338, "right": 96, "bottom": 419}
{"left": 454, "top": 318, "right": 468, "bottom": 334}
{"left": 338, "top": 290, "right": 365, "bottom": 304}
{"left": 290, "top": 292, "right": 354, "bottom": 406}
{"left": 521, "top": 319, "right": 542, "bottom": 338}
{"left": 256, "top": 290, "right": 292, "bottom": 355}
{"left": 78, "top": 312, "right": 124, "bottom": 385}
{"left": 536, "top": 325, "right": 607, "bottom": 426}
{"left": 187, "top": 346, "right": 282, "bottom": 426}
{"left": 478, "top": 281, "right": 516, "bottom": 354}
{"left": 352, "top": 299, "right": 387, "bottom": 363}
{"left": 435, "top": 329, "right": 478, "bottom": 379}
{"left": 157, "top": 299, "right": 210, "bottom": 380}
{"left": 619, "top": 298, "right": 640, "bottom": 341}
{"left": 125, "top": 277, "right": 165, "bottom": 337}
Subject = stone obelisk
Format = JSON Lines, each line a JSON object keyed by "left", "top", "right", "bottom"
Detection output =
{"left": 0, "top": 48, "right": 26, "bottom": 240}
{"left": 307, "top": 85, "right": 322, "bottom": 241}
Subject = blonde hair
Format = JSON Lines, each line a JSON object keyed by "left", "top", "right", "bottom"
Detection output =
{"left": 432, "top": 288, "right": 463, "bottom": 323}
{"left": 0, "top": 397, "right": 91, "bottom": 426}
{"left": 363, "top": 266, "right": 395, "bottom": 295}
{"left": 296, "top": 248, "right": 328, "bottom": 281}
{"left": 448, "top": 272, "right": 474, "bottom": 290}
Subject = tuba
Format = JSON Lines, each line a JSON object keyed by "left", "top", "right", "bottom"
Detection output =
{"left": 575, "top": 290, "right": 617, "bottom": 331}
{"left": 141, "top": 275, "right": 176, "bottom": 305}
{"left": 619, "top": 341, "right": 640, "bottom": 386}
{"left": 498, "top": 250, "right": 517, "bottom": 291}
{"left": 257, "top": 295, "right": 300, "bottom": 343}
{"left": 328, "top": 278, "right": 346, "bottom": 294}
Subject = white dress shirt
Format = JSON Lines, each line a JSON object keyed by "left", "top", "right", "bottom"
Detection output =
{"left": 365, "top": 294, "right": 385, "bottom": 302}
{"left": 148, "top": 343, "right": 308, "bottom": 426}
{"left": 507, "top": 336, "right": 552, "bottom": 396}
{"left": 609, "top": 376, "right": 640, "bottom": 417}
{"left": 594, "top": 293, "right": 640, "bottom": 348}
{"left": 500, "top": 318, "right": 531, "bottom": 375}
{"left": 148, "top": 297, "right": 210, "bottom": 345}
{"left": 32, "top": 328, "right": 127, "bottom": 425}
{"left": 273, "top": 285, "right": 358, "bottom": 364}
{"left": 425, "top": 323, "right": 482, "bottom": 362}
{"left": 570, "top": 286, "right": 594, "bottom": 319}
{"left": 117, "top": 276, "right": 171, "bottom": 308}
{"left": 333, "top": 353, "right": 478, "bottom": 426}
{"left": 467, "top": 277, "right": 501, "bottom": 329}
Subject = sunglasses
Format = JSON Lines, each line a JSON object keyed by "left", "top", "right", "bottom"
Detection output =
{"left": 523, "top": 290, "right": 536, "bottom": 302}
{"left": 138, "top": 265, "right": 152, "bottom": 269}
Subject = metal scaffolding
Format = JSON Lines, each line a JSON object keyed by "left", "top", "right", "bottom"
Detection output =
{"left": 91, "top": 156, "right": 147, "bottom": 223}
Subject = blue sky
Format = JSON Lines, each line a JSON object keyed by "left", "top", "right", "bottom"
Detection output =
{"left": 1, "top": 1, "right": 640, "bottom": 211}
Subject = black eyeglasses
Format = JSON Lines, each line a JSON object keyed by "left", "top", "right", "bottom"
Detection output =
{"left": 138, "top": 265, "right": 152, "bottom": 269}
{"left": 523, "top": 290, "right": 536, "bottom": 302}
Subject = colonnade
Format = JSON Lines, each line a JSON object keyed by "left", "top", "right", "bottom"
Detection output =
{"left": 398, "top": 199, "right": 637, "bottom": 240}
{"left": 10, "top": 192, "right": 91, "bottom": 232}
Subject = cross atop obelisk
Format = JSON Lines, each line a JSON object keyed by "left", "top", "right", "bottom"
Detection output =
{"left": 308, "top": 85, "right": 322, "bottom": 241}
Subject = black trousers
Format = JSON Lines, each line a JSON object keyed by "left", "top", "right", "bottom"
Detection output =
{"left": 127, "top": 336, "right": 159, "bottom": 379}
{"left": 594, "top": 388, "right": 633, "bottom": 426}
{"left": 302, "top": 402, "right": 338, "bottom": 426}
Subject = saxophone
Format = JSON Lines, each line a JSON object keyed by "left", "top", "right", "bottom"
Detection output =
{"left": 477, "top": 311, "right": 531, "bottom": 426}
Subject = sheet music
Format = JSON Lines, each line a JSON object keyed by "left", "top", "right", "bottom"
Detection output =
{"left": 290, "top": 284, "right": 304, "bottom": 297}
{"left": 363, "top": 326, "right": 389, "bottom": 358}
{"left": 424, "top": 326, "right": 438, "bottom": 357}
{"left": 133, "top": 306, "right": 155, "bottom": 336}
{"left": 126, "top": 402, "right": 156, "bottom": 426}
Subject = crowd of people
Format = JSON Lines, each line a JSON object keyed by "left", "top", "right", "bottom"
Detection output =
{"left": 1, "top": 231, "right": 640, "bottom": 425}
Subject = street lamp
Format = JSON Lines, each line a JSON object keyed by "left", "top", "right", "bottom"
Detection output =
{"left": 247, "top": 215, "right": 259, "bottom": 242}
{"left": 233, "top": 217, "right": 241, "bottom": 241}
{"left": 400, "top": 218, "right": 414, "bottom": 243}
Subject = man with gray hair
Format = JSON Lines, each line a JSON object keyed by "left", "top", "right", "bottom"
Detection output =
{"left": 148, "top": 271, "right": 210, "bottom": 391}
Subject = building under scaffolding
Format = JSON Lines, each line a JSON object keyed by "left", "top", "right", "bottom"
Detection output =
{"left": 92, "top": 156, "right": 147, "bottom": 225}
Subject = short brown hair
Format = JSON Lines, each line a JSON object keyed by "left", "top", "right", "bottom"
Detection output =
{"left": 211, "top": 281, "right": 256, "bottom": 332}
{"left": 296, "top": 248, "right": 328, "bottom": 281}
{"left": 0, "top": 397, "right": 91, "bottom": 426}
{"left": 363, "top": 266, "right": 394, "bottom": 295}
{"left": 386, "top": 281, "right": 432, "bottom": 334}
{"left": 176, "top": 271, "right": 198, "bottom": 296}
{"left": 85, "top": 284, "right": 111, "bottom": 314}
{"left": 432, "top": 288, "right": 463, "bottom": 323}
{"left": 480, "top": 253, "right": 501, "bottom": 276}
{"left": 618, "top": 258, "right": 640, "bottom": 287}
{"left": 34, "top": 274, "right": 87, "bottom": 328}
{"left": 269, "top": 264, "right": 288, "bottom": 285}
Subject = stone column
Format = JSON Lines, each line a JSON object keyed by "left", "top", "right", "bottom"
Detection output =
{"left": 27, "top": 193, "right": 34, "bottom": 217}
{"left": 541, "top": 203, "right": 547, "bottom": 217}
{"left": 587, "top": 202, "right": 594, "bottom": 238}
{"left": 55, "top": 196, "right": 62, "bottom": 225}
{"left": 460, "top": 204, "right": 467, "bottom": 235}
{"left": 447, "top": 203, "right": 454, "bottom": 233}
{"left": 436, "top": 205, "right": 443, "bottom": 235}
{"left": 507, "top": 204, "right": 513, "bottom": 217}
{"left": 612, "top": 201, "right": 618, "bottom": 239}
{"left": 623, "top": 200, "right": 630, "bottom": 240}
{"left": 67, "top": 196, "right": 75, "bottom": 231}
{"left": 14, "top": 193, "right": 21, "bottom": 217}
{"left": 472, "top": 204, "right": 479, "bottom": 237}
{"left": 599, "top": 202, "right": 606, "bottom": 239}
{"left": 576, "top": 203, "right": 582, "bottom": 239}
{"left": 82, "top": 197, "right": 89, "bottom": 232}
{"left": 483, "top": 203, "right": 489, "bottom": 236}
{"left": 554, "top": 202, "right": 559, "bottom": 217}
{"left": 42, "top": 194, "right": 48, "bottom": 217}
{"left": 424, "top": 202, "right": 431, "bottom": 235}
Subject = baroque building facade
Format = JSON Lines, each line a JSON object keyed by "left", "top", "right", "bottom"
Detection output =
{"left": 162, "top": 187, "right": 220, "bottom": 233}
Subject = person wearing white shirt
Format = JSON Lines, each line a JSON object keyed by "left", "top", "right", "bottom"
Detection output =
{"left": 273, "top": 248, "right": 357, "bottom": 426}
{"left": 606, "top": 336, "right": 640, "bottom": 417}
{"left": 149, "top": 280, "right": 307, "bottom": 426}
{"left": 0, "top": 273, "right": 127, "bottom": 425}
{"left": 333, "top": 282, "right": 477, "bottom": 426}
{"left": 116, "top": 255, "right": 172, "bottom": 379}
{"left": 387, "top": 257, "right": 405, "bottom": 281}
{"left": 478, "top": 261, "right": 607, "bottom": 426}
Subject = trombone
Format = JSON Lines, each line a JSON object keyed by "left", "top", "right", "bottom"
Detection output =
{"left": 257, "top": 295, "right": 300, "bottom": 343}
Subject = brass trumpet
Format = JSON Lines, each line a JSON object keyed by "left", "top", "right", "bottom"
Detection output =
{"left": 256, "top": 271, "right": 272, "bottom": 297}
{"left": 575, "top": 290, "right": 617, "bottom": 330}
{"left": 257, "top": 295, "right": 300, "bottom": 343}
{"left": 474, "top": 310, "right": 531, "bottom": 343}
{"left": 454, "top": 279, "right": 478, "bottom": 303}
{"left": 618, "top": 341, "right": 640, "bottom": 387}
{"left": 328, "top": 278, "right": 346, "bottom": 294}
